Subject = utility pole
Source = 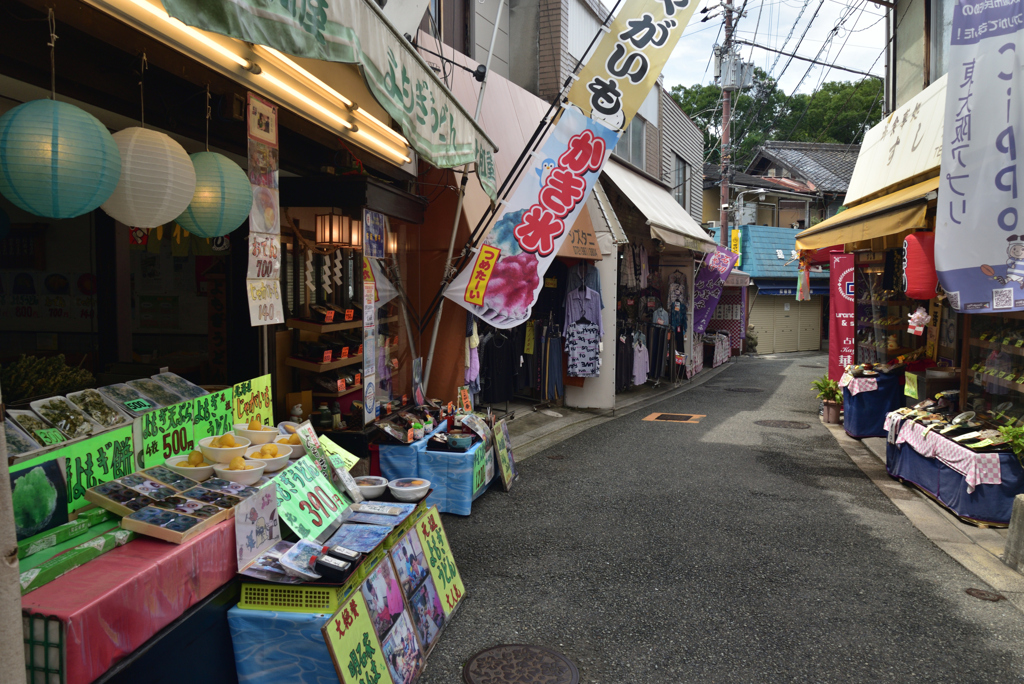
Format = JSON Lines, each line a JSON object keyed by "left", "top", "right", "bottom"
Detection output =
{"left": 719, "top": 5, "right": 733, "bottom": 247}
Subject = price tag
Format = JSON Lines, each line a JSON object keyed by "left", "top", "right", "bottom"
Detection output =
{"left": 193, "top": 388, "right": 233, "bottom": 445}
{"left": 322, "top": 350, "right": 333, "bottom": 364}
{"left": 341, "top": 347, "right": 349, "bottom": 359}
{"left": 391, "top": 358, "right": 399, "bottom": 370}
{"left": 1005, "top": 338, "right": 1012, "bottom": 345}
{"left": 273, "top": 455, "right": 349, "bottom": 539}
{"left": 406, "top": 428, "right": 414, "bottom": 442}
{"left": 135, "top": 400, "right": 195, "bottom": 468}
{"left": 336, "top": 379, "right": 347, "bottom": 392}
{"left": 415, "top": 507, "right": 465, "bottom": 617}
{"left": 355, "top": 373, "right": 361, "bottom": 386}
{"left": 34, "top": 428, "right": 65, "bottom": 446}
{"left": 402, "top": 394, "right": 409, "bottom": 405}
{"left": 980, "top": 333, "right": 989, "bottom": 341}
{"left": 324, "top": 310, "right": 335, "bottom": 323}
{"left": 357, "top": 344, "right": 363, "bottom": 355}
{"left": 345, "top": 309, "right": 354, "bottom": 321}
{"left": 233, "top": 375, "right": 272, "bottom": 427}
{"left": 124, "top": 397, "right": 154, "bottom": 413}
{"left": 1016, "top": 340, "right": 1022, "bottom": 347}
{"left": 384, "top": 404, "right": 392, "bottom": 415}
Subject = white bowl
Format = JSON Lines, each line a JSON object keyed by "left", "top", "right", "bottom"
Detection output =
{"left": 388, "top": 478, "right": 431, "bottom": 502}
{"left": 278, "top": 421, "right": 300, "bottom": 435}
{"left": 198, "top": 435, "right": 252, "bottom": 463}
{"left": 245, "top": 444, "right": 292, "bottom": 472}
{"left": 233, "top": 423, "right": 278, "bottom": 445}
{"left": 165, "top": 456, "right": 214, "bottom": 481}
{"left": 354, "top": 476, "right": 388, "bottom": 498}
{"left": 270, "top": 435, "right": 305, "bottom": 458}
{"left": 212, "top": 460, "right": 266, "bottom": 485}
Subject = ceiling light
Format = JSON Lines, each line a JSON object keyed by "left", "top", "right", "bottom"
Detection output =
{"left": 258, "top": 71, "right": 353, "bottom": 130}
{"left": 129, "top": 0, "right": 252, "bottom": 69}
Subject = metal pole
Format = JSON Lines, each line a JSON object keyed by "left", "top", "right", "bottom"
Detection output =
{"left": 474, "top": 0, "right": 506, "bottom": 121}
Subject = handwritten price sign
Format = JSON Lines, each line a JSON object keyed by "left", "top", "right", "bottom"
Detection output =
{"left": 233, "top": 375, "right": 273, "bottom": 427}
{"left": 415, "top": 507, "right": 465, "bottom": 617}
{"left": 246, "top": 279, "right": 284, "bottom": 325}
{"left": 136, "top": 400, "right": 195, "bottom": 468}
{"left": 274, "top": 455, "right": 350, "bottom": 540}
{"left": 64, "top": 426, "right": 135, "bottom": 511}
{"left": 193, "top": 388, "right": 234, "bottom": 445}
{"left": 321, "top": 592, "right": 390, "bottom": 684}
{"left": 247, "top": 233, "right": 281, "bottom": 279}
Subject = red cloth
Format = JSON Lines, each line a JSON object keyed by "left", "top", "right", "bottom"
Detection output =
{"left": 22, "top": 521, "right": 237, "bottom": 684}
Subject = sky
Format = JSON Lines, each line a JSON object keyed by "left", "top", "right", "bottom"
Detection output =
{"left": 658, "top": 0, "right": 889, "bottom": 95}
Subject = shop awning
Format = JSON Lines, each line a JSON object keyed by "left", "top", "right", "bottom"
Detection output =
{"left": 602, "top": 159, "right": 717, "bottom": 254}
{"left": 794, "top": 177, "right": 940, "bottom": 250}
{"left": 725, "top": 269, "right": 751, "bottom": 287}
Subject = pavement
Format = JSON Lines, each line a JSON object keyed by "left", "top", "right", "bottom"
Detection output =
{"left": 421, "top": 352, "right": 1024, "bottom": 683}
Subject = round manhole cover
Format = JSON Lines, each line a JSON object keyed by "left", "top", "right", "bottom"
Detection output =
{"left": 464, "top": 645, "right": 580, "bottom": 684}
{"left": 965, "top": 588, "right": 1006, "bottom": 602}
{"left": 725, "top": 388, "right": 764, "bottom": 393}
{"left": 754, "top": 420, "right": 811, "bottom": 429}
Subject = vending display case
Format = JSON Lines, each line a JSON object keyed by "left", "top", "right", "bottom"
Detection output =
{"left": 966, "top": 313, "right": 1024, "bottom": 426}
{"left": 854, "top": 254, "right": 928, "bottom": 364}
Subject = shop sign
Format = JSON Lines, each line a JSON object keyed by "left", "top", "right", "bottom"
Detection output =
{"left": 731, "top": 229, "right": 742, "bottom": 268}
{"left": 472, "top": 446, "right": 488, "bottom": 495}
{"left": 274, "top": 455, "right": 350, "bottom": 541}
{"left": 692, "top": 246, "right": 739, "bottom": 335}
{"left": 247, "top": 233, "right": 281, "bottom": 280}
{"left": 492, "top": 419, "right": 517, "bottom": 491}
{"left": 363, "top": 209, "right": 386, "bottom": 259}
{"left": 444, "top": 108, "right": 619, "bottom": 328}
{"left": 415, "top": 507, "right": 465, "bottom": 616}
{"left": 64, "top": 426, "right": 134, "bottom": 512}
{"left": 829, "top": 254, "right": 856, "bottom": 381}
{"left": 556, "top": 220, "right": 601, "bottom": 259}
{"left": 246, "top": 279, "right": 284, "bottom": 325}
{"left": 135, "top": 401, "right": 195, "bottom": 469}
{"left": 319, "top": 435, "right": 361, "bottom": 471}
{"left": 233, "top": 374, "right": 273, "bottom": 427}
{"left": 936, "top": 0, "right": 1024, "bottom": 312}
{"left": 322, "top": 591, "right": 391, "bottom": 684}
{"left": 192, "top": 388, "right": 234, "bottom": 445}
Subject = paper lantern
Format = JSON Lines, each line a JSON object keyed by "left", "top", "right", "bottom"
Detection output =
{"left": 175, "top": 152, "right": 252, "bottom": 238}
{"left": 0, "top": 100, "right": 121, "bottom": 219}
{"left": 903, "top": 232, "right": 938, "bottom": 300}
{"left": 101, "top": 127, "right": 196, "bottom": 228}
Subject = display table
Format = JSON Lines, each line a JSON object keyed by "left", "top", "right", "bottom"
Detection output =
{"left": 419, "top": 441, "right": 494, "bottom": 515}
{"left": 883, "top": 413, "right": 1024, "bottom": 525}
{"left": 841, "top": 370, "right": 904, "bottom": 438}
{"left": 369, "top": 422, "right": 447, "bottom": 478}
{"left": 22, "top": 520, "right": 237, "bottom": 684}
{"left": 227, "top": 607, "right": 336, "bottom": 684}
{"left": 703, "top": 333, "right": 731, "bottom": 369}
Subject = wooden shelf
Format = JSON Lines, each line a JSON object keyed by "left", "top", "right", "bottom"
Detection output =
{"left": 970, "top": 337, "right": 1024, "bottom": 356}
{"left": 286, "top": 315, "right": 398, "bottom": 334}
{"left": 313, "top": 384, "right": 363, "bottom": 398}
{"left": 857, "top": 322, "right": 905, "bottom": 331}
{"left": 972, "top": 369, "right": 1024, "bottom": 392}
{"left": 285, "top": 354, "right": 363, "bottom": 373}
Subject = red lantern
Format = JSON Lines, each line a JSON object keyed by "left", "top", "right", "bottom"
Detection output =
{"left": 903, "top": 232, "right": 938, "bottom": 300}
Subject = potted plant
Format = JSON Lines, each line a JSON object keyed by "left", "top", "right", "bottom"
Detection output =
{"left": 812, "top": 375, "right": 843, "bottom": 424}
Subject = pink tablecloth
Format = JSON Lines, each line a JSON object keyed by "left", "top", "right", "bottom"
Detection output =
{"left": 22, "top": 521, "right": 237, "bottom": 684}
{"left": 839, "top": 373, "right": 878, "bottom": 395}
{"left": 884, "top": 413, "right": 1002, "bottom": 493}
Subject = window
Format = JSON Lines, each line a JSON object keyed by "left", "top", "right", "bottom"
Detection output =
{"left": 672, "top": 155, "right": 689, "bottom": 209}
{"left": 930, "top": 0, "right": 955, "bottom": 82}
{"left": 614, "top": 118, "right": 645, "bottom": 169}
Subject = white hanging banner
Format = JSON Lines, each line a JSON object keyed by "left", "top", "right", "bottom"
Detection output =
{"left": 935, "top": 0, "right": 1024, "bottom": 311}
{"left": 246, "top": 233, "right": 281, "bottom": 280}
{"left": 246, "top": 93, "right": 282, "bottom": 326}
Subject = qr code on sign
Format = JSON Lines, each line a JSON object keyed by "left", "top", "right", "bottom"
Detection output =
{"left": 947, "top": 291, "right": 961, "bottom": 310}
{"left": 994, "top": 288, "right": 1014, "bottom": 309}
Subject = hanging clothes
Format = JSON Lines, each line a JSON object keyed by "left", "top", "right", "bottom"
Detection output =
{"left": 639, "top": 244, "right": 649, "bottom": 290}
{"left": 564, "top": 286, "right": 603, "bottom": 336}
{"left": 633, "top": 340, "right": 650, "bottom": 386}
{"left": 565, "top": 321, "right": 601, "bottom": 377}
{"left": 541, "top": 324, "right": 564, "bottom": 401}
{"left": 620, "top": 245, "right": 637, "bottom": 291}
{"left": 479, "top": 332, "right": 516, "bottom": 404}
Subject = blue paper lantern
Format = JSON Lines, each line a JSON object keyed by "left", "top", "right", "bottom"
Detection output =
{"left": 0, "top": 100, "right": 121, "bottom": 219}
{"left": 175, "top": 151, "right": 252, "bottom": 238}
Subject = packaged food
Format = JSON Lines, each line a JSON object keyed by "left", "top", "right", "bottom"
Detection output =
{"left": 152, "top": 373, "right": 208, "bottom": 399}
{"left": 9, "top": 410, "right": 53, "bottom": 437}
{"left": 30, "top": 397, "right": 99, "bottom": 439}
{"left": 4, "top": 417, "right": 41, "bottom": 457}
{"left": 127, "top": 378, "right": 184, "bottom": 407}
{"left": 67, "top": 389, "right": 129, "bottom": 428}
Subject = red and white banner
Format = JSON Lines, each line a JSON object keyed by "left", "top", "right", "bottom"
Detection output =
{"left": 829, "top": 253, "right": 855, "bottom": 381}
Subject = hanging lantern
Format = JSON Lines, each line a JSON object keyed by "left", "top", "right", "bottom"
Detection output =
{"left": 349, "top": 217, "right": 362, "bottom": 249}
{"left": 101, "top": 127, "right": 196, "bottom": 228}
{"left": 315, "top": 210, "right": 350, "bottom": 247}
{"left": 903, "top": 232, "right": 939, "bottom": 300}
{"left": 0, "top": 100, "right": 121, "bottom": 219}
{"left": 175, "top": 152, "right": 252, "bottom": 237}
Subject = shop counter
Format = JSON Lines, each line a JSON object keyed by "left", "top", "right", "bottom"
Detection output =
{"left": 841, "top": 370, "right": 904, "bottom": 438}
{"left": 22, "top": 520, "right": 237, "bottom": 684}
{"left": 884, "top": 413, "right": 1024, "bottom": 525}
{"left": 227, "top": 607, "right": 336, "bottom": 684}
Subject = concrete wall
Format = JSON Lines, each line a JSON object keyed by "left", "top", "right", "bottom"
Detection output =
{"left": 472, "top": 0, "right": 511, "bottom": 79}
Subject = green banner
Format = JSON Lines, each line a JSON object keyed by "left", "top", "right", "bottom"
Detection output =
{"left": 135, "top": 401, "right": 195, "bottom": 469}
{"left": 193, "top": 388, "right": 234, "bottom": 444}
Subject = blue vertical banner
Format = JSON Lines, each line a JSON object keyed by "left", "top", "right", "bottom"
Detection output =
{"left": 363, "top": 209, "right": 386, "bottom": 258}
{"left": 935, "top": 0, "right": 1024, "bottom": 311}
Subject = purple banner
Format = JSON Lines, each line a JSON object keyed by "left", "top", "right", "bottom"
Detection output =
{"left": 693, "top": 246, "right": 739, "bottom": 335}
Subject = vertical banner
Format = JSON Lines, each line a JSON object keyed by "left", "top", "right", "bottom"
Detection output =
{"left": 246, "top": 93, "right": 284, "bottom": 325}
{"left": 829, "top": 254, "right": 856, "bottom": 381}
{"left": 363, "top": 209, "right": 386, "bottom": 259}
{"left": 363, "top": 282, "right": 378, "bottom": 425}
{"left": 692, "top": 246, "right": 739, "bottom": 335}
{"left": 936, "top": 0, "right": 1024, "bottom": 312}
{"left": 730, "top": 228, "right": 742, "bottom": 268}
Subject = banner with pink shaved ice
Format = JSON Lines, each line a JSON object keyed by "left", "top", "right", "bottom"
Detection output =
{"left": 444, "top": 107, "right": 620, "bottom": 327}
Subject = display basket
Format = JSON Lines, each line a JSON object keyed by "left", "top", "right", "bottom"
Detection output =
{"left": 237, "top": 581, "right": 355, "bottom": 614}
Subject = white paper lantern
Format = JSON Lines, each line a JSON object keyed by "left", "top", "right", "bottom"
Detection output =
{"left": 101, "top": 127, "right": 196, "bottom": 228}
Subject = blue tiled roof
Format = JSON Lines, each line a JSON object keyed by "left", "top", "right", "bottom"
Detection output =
{"left": 737, "top": 225, "right": 830, "bottom": 281}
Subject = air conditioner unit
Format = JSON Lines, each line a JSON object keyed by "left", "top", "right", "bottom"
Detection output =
{"left": 707, "top": 221, "right": 720, "bottom": 229}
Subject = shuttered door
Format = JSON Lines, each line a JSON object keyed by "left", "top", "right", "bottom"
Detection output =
{"left": 748, "top": 296, "right": 775, "bottom": 354}
{"left": 773, "top": 297, "right": 799, "bottom": 352}
{"left": 797, "top": 296, "right": 822, "bottom": 351}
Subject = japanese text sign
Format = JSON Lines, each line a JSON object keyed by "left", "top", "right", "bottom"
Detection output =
{"left": 233, "top": 375, "right": 273, "bottom": 427}
{"left": 246, "top": 279, "right": 284, "bottom": 325}
{"left": 274, "top": 455, "right": 350, "bottom": 541}
{"left": 363, "top": 209, "right": 386, "bottom": 259}
{"left": 322, "top": 592, "right": 393, "bottom": 684}
{"left": 444, "top": 107, "right": 620, "bottom": 328}
{"left": 319, "top": 435, "right": 361, "bottom": 471}
{"left": 65, "top": 426, "right": 135, "bottom": 512}
{"left": 235, "top": 482, "right": 281, "bottom": 571}
{"left": 493, "top": 419, "right": 517, "bottom": 491}
{"left": 193, "top": 388, "right": 234, "bottom": 445}
{"left": 134, "top": 400, "right": 195, "bottom": 469}
{"left": 247, "top": 233, "right": 281, "bottom": 280}
{"left": 295, "top": 421, "right": 333, "bottom": 480}
{"left": 936, "top": 0, "right": 1024, "bottom": 312}
{"left": 415, "top": 507, "right": 465, "bottom": 616}
{"left": 692, "top": 246, "right": 738, "bottom": 335}
{"left": 566, "top": 0, "right": 698, "bottom": 131}
{"left": 829, "top": 253, "right": 856, "bottom": 381}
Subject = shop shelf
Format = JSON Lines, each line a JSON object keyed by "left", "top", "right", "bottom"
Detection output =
{"left": 857, "top": 322, "right": 905, "bottom": 331}
{"left": 285, "top": 354, "right": 363, "bottom": 373}
{"left": 286, "top": 315, "right": 398, "bottom": 334}
{"left": 970, "top": 337, "right": 1024, "bottom": 356}
{"left": 972, "top": 370, "right": 1024, "bottom": 392}
{"left": 312, "top": 384, "right": 363, "bottom": 399}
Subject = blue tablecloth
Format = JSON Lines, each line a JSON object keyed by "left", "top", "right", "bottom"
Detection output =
{"left": 843, "top": 371, "right": 904, "bottom": 439}
{"left": 886, "top": 440, "right": 1024, "bottom": 525}
{"left": 227, "top": 607, "right": 337, "bottom": 684}
{"left": 377, "top": 422, "right": 447, "bottom": 478}
{"left": 419, "top": 442, "right": 493, "bottom": 516}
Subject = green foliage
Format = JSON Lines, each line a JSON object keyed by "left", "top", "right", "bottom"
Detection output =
{"left": 0, "top": 354, "right": 94, "bottom": 403}
{"left": 670, "top": 73, "right": 883, "bottom": 167}
{"left": 12, "top": 466, "right": 58, "bottom": 534}
{"left": 811, "top": 375, "right": 842, "bottom": 403}
{"left": 998, "top": 425, "right": 1024, "bottom": 458}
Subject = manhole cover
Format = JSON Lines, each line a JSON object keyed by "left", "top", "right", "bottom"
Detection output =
{"left": 464, "top": 644, "right": 579, "bottom": 684}
{"left": 642, "top": 412, "right": 705, "bottom": 423}
{"left": 725, "top": 388, "right": 764, "bottom": 393}
{"left": 655, "top": 413, "right": 695, "bottom": 421}
{"left": 965, "top": 588, "right": 1006, "bottom": 602}
{"left": 754, "top": 420, "right": 810, "bottom": 429}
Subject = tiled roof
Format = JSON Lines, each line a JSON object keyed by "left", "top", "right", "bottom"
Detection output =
{"left": 737, "top": 224, "right": 830, "bottom": 280}
{"left": 703, "top": 164, "right": 816, "bottom": 194}
{"left": 748, "top": 141, "right": 860, "bottom": 193}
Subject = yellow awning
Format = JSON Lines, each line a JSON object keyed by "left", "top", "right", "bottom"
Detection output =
{"left": 795, "top": 177, "right": 940, "bottom": 250}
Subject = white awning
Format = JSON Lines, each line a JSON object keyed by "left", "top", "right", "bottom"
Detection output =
{"left": 725, "top": 269, "right": 751, "bottom": 287}
{"left": 601, "top": 158, "right": 717, "bottom": 254}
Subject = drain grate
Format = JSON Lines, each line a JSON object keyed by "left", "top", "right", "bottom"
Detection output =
{"left": 800, "top": 365, "right": 825, "bottom": 368}
{"left": 965, "top": 588, "right": 1006, "bottom": 602}
{"left": 725, "top": 388, "right": 764, "bottom": 393}
{"left": 754, "top": 420, "right": 810, "bottom": 429}
{"left": 642, "top": 413, "right": 705, "bottom": 423}
{"left": 547, "top": 454, "right": 566, "bottom": 460}
{"left": 463, "top": 645, "right": 579, "bottom": 684}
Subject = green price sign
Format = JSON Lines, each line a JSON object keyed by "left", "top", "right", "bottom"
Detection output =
{"left": 123, "top": 398, "right": 154, "bottom": 413}
{"left": 274, "top": 456, "right": 350, "bottom": 540}
{"left": 134, "top": 400, "right": 195, "bottom": 468}
{"left": 193, "top": 388, "right": 233, "bottom": 444}
{"left": 33, "top": 428, "right": 66, "bottom": 446}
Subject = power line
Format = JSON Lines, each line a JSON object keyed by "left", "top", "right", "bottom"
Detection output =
{"left": 733, "top": 39, "right": 883, "bottom": 79}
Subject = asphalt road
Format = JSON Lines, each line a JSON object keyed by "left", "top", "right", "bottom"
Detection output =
{"left": 420, "top": 354, "right": 1024, "bottom": 683}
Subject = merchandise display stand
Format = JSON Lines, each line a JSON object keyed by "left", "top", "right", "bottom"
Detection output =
{"left": 842, "top": 370, "right": 905, "bottom": 438}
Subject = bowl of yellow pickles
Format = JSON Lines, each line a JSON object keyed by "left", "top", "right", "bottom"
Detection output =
{"left": 166, "top": 450, "right": 214, "bottom": 481}
{"left": 198, "top": 432, "right": 252, "bottom": 463}
{"left": 212, "top": 455, "right": 265, "bottom": 485}
{"left": 271, "top": 431, "right": 305, "bottom": 458}
{"left": 245, "top": 443, "right": 292, "bottom": 472}
{"left": 233, "top": 420, "right": 279, "bottom": 445}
